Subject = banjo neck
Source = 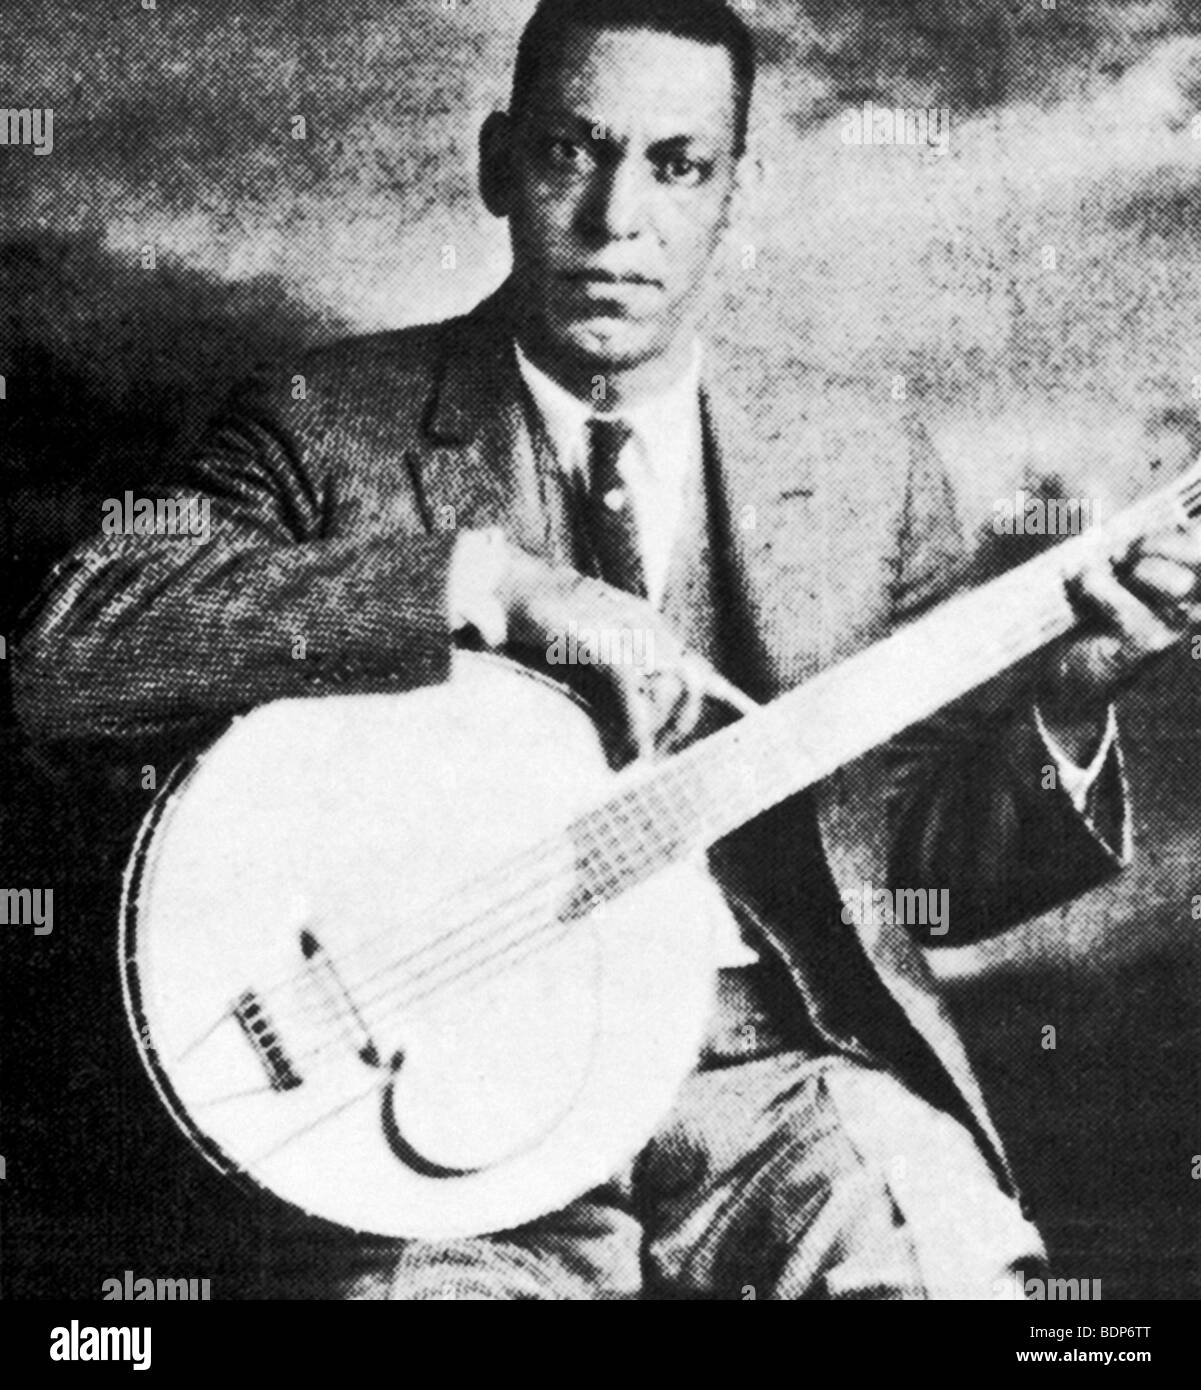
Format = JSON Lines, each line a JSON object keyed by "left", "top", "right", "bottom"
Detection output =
{"left": 567, "top": 460, "right": 1201, "bottom": 916}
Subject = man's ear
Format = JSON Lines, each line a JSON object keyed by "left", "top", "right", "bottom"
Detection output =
{"left": 730, "top": 142, "right": 765, "bottom": 223}
{"left": 479, "top": 110, "right": 515, "bottom": 218}
{"left": 722, "top": 143, "right": 764, "bottom": 252}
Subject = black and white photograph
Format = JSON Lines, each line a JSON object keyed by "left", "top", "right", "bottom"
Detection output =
{"left": 0, "top": 0, "right": 1198, "bottom": 1349}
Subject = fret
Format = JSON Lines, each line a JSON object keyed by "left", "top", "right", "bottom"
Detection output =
{"left": 640, "top": 779, "right": 685, "bottom": 856}
{"left": 595, "top": 795, "right": 640, "bottom": 887}
{"left": 569, "top": 809, "right": 628, "bottom": 912}
{"left": 610, "top": 791, "right": 653, "bottom": 873}
{"left": 661, "top": 759, "right": 707, "bottom": 825}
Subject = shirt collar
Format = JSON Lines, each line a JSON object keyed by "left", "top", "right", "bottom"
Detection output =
{"left": 512, "top": 339, "right": 704, "bottom": 479}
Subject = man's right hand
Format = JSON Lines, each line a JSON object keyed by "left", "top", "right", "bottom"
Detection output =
{"left": 450, "top": 529, "right": 749, "bottom": 759}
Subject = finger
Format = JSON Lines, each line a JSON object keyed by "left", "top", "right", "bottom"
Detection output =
{"left": 675, "top": 674, "right": 706, "bottom": 741}
{"left": 659, "top": 666, "right": 705, "bottom": 751}
{"left": 1173, "top": 599, "right": 1201, "bottom": 625}
{"left": 650, "top": 666, "right": 702, "bottom": 747}
{"left": 1128, "top": 526, "right": 1201, "bottom": 565}
{"left": 618, "top": 673, "right": 657, "bottom": 762}
{"left": 676, "top": 652, "right": 761, "bottom": 719}
{"left": 664, "top": 660, "right": 755, "bottom": 752}
{"left": 653, "top": 659, "right": 760, "bottom": 754}
{"left": 1122, "top": 557, "right": 1195, "bottom": 624}
{"left": 1072, "top": 558, "right": 1180, "bottom": 655}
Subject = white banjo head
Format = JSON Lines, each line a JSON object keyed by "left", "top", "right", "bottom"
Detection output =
{"left": 121, "top": 651, "right": 717, "bottom": 1239}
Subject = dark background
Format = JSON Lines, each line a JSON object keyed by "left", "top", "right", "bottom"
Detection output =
{"left": 1, "top": 0, "right": 1199, "bottom": 1297}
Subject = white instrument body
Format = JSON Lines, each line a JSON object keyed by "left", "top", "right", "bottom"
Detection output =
{"left": 121, "top": 653, "right": 718, "bottom": 1239}
{"left": 122, "top": 454, "right": 1201, "bottom": 1239}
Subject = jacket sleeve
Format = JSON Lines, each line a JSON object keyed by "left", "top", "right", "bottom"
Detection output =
{"left": 882, "top": 416, "right": 1129, "bottom": 946}
{"left": 11, "top": 361, "right": 457, "bottom": 746}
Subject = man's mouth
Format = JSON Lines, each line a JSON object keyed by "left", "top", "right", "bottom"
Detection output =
{"left": 562, "top": 269, "right": 663, "bottom": 290}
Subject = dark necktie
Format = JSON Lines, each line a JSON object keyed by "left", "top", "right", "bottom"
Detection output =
{"left": 583, "top": 416, "right": 646, "bottom": 599}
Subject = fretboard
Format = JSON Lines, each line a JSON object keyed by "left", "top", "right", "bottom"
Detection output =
{"left": 568, "top": 458, "right": 1201, "bottom": 912}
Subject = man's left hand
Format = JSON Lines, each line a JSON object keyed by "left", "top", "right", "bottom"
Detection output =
{"left": 1039, "top": 521, "right": 1201, "bottom": 762}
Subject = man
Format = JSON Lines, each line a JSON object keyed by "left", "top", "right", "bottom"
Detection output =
{"left": 14, "top": 0, "right": 1201, "bottom": 1299}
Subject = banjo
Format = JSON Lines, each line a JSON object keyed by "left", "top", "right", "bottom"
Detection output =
{"left": 121, "top": 458, "right": 1201, "bottom": 1238}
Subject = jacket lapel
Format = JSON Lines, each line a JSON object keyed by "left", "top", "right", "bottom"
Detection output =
{"left": 701, "top": 363, "right": 827, "bottom": 699}
{"left": 409, "top": 291, "right": 551, "bottom": 557}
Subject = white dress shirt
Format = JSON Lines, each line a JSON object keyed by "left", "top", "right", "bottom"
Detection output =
{"left": 514, "top": 341, "right": 704, "bottom": 608}
{"left": 448, "top": 339, "right": 1119, "bottom": 964}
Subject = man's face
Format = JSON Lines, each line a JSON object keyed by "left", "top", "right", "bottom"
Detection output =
{"left": 492, "top": 26, "right": 743, "bottom": 371}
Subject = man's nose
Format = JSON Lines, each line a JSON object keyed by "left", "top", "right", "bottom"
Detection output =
{"left": 581, "top": 157, "right": 648, "bottom": 241}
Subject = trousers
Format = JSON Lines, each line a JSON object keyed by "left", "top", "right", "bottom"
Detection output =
{"left": 288, "top": 1036, "right": 1044, "bottom": 1300}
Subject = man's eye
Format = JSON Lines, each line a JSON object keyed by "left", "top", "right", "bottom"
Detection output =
{"left": 657, "top": 156, "right": 708, "bottom": 187}
{"left": 545, "top": 137, "right": 588, "bottom": 167}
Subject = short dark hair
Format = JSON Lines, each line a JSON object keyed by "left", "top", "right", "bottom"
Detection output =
{"left": 511, "top": 0, "right": 756, "bottom": 156}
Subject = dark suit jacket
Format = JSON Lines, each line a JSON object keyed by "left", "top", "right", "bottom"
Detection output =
{"left": 12, "top": 285, "right": 1127, "bottom": 1192}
